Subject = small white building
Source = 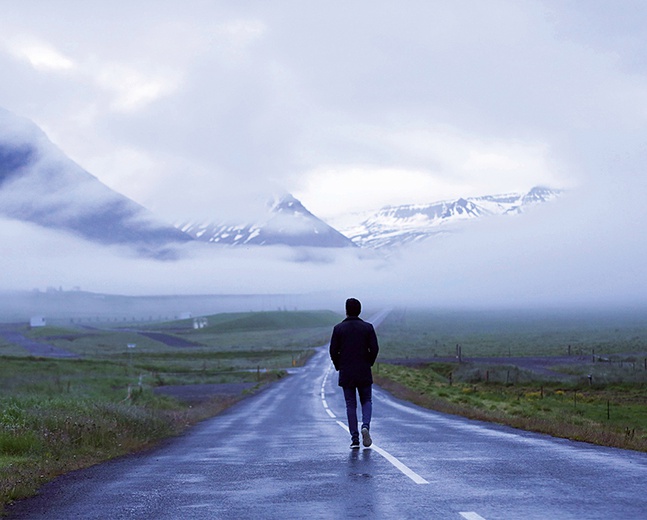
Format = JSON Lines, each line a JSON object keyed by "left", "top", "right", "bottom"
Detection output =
{"left": 30, "top": 316, "right": 46, "bottom": 327}
{"left": 193, "top": 317, "right": 208, "bottom": 329}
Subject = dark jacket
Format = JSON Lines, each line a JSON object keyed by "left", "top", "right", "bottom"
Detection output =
{"left": 329, "top": 316, "right": 379, "bottom": 387}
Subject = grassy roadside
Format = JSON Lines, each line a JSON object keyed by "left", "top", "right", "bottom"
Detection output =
{"left": 0, "top": 357, "right": 281, "bottom": 514}
{"left": 375, "top": 362, "right": 647, "bottom": 452}
{"left": 0, "top": 309, "right": 339, "bottom": 515}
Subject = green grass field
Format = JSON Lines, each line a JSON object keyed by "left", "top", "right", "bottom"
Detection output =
{"left": 377, "top": 307, "right": 647, "bottom": 358}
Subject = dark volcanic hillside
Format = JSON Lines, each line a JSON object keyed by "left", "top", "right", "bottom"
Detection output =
{"left": 0, "top": 108, "right": 192, "bottom": 257}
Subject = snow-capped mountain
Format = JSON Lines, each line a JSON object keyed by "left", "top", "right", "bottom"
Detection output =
{"left": 0, "top": 107, "right": 562, "bottom": 256}
{"left": 330, "top": 187, "right": 561, "bottom": 249}
{"left": 0, "top": 108, "right": 192, "bottom": 257}
{"left": 177, "top": 194, "right": 356, "bottom": 248}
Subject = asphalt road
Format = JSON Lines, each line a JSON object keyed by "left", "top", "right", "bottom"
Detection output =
{"left": 7, "top": 321, "right": 647, "bottom": 519}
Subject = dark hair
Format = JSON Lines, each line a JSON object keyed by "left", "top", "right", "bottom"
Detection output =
{"left": 345, "top": 298, "right": 361, "bottom": 317}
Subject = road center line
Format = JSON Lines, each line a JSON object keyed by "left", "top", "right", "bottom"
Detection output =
{"left": 323, "top": 365, "right": 429, "bottom": 485}
{"left": 370, "top": 444, "right": 429, "bottom": 485}
{"left": 459, "top": 513, "right": 487, "bottom": 520}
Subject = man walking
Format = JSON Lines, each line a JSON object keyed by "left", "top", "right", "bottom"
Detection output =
{"left": 329, "top": 298, "right": 379, "bottom": 449}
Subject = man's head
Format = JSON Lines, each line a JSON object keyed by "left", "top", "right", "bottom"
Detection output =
{"left": 345, "top": 298, "right": 361, "bottom": 317}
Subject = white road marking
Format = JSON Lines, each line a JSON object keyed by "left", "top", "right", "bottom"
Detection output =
{"left": 333, "top": 420, "right": 429, "bottom": 484}
{"left": 370, "top": 445, "right": 429, "bottom": 485}
{"left": 323, "top": 366, "right": 429, "bottom": 485}
{"left": 459, "top": 513, "right": 486, "bottom": 520}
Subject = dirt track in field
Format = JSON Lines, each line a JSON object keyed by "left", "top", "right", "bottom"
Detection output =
{"left": 152, "top": 382, "right": 258, "bottom": 403}
{"left": 384, "top": 354, "right": 602, "bottom": 380}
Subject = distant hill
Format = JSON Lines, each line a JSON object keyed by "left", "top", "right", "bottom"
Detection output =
{"left": 0, "top": 289, "right": 319, "bottom": 324}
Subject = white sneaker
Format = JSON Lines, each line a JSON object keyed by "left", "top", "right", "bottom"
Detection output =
{"left": 361, "top": 427, "right": 372, "bottom": 447}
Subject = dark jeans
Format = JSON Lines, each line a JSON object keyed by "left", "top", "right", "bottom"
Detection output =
{"left": 342, "top": 385, "right": 372, "bottom": 440}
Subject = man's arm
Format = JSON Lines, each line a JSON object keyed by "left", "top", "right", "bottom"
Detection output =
{"left": 367, "top": 324, "right": 379, "bottom": 366}
{"left": 329, "top": 326, "right": 340, "bottom": 370}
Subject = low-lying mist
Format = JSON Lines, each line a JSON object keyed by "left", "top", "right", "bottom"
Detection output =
{"left": 3, "top": 174, "right": 647, "bottom": 319}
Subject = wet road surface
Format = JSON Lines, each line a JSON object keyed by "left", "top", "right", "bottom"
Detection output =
{"left": 7, "top": 335, "right": 647, "bottom": 518}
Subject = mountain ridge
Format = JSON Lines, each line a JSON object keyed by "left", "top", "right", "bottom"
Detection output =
{"left": 329, "top": 186, "right": 561, "bottom": 248}
{"left": 0, "top": 108, "right": 357, "bottom": 253}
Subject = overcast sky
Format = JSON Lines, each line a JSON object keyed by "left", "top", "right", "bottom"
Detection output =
{"left": 1, "top": 1, "right": 647, "bottom": 307}
{"left": 4, "top": 0, "right": 645, "bottom": 219}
